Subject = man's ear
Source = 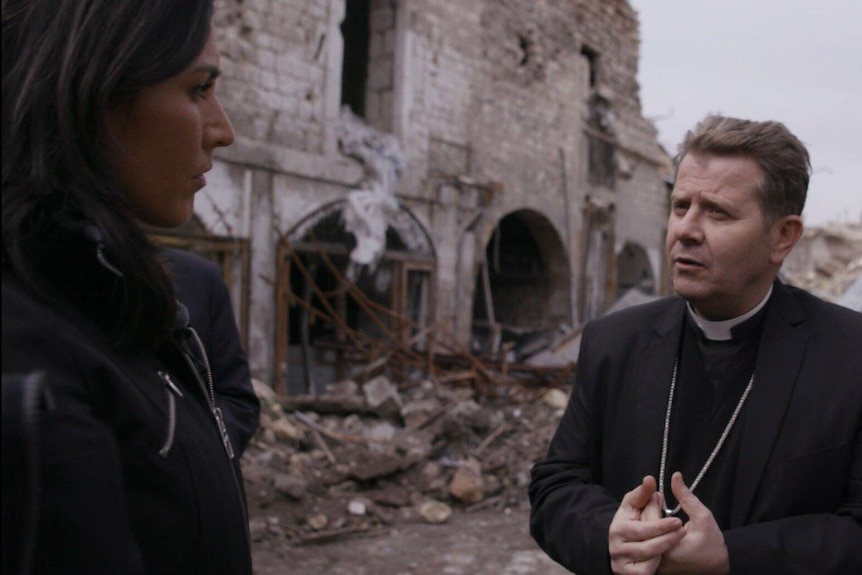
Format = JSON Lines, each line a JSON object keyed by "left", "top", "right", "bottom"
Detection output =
{"left": 770, "top": 215, "right": 803, "bottom": 266}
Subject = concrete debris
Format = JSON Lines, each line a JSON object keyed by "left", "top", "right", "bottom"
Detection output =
{"left": 541, "top": 388, "right": 569, "bottom": 410}
{"left": 401, "top": 398, "right": 441, "bottom": 429}
{"left": 241, "top": 374, "right": 570, "bottom": 544}
{"left": 306, "top": 513, "right": 328, "bottom": 531}
{"left": 363, "top": 375, "right": 404, "bottom": 421}
{"left": 448, "top": 457, "right": 485, "bottom": 504}
{"left": 836, "top": 276, "right": 862, "bottom": 312}
{"left": 249, "top": 517, "right": 268, "bottom": 542}
{"left": 273, "top": 474, "right": 306, "bottom": 501}
{"left": 347, "top": 500, "right": 367, "bottom": 516}
{"left": 783, "top": 222, "right": 862, "bottom": 302}
{"left": 326, "top": 379, "right": 361, "bottom": 398}
{"left": 270, "top": 417, "right": 304, "bottom": 444}
{"left": 418, "top": 500, "right": 453, "bottom": 524}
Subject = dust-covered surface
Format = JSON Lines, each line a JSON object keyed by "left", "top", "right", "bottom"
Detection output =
{"left": 251, "top": 504, "right": 572, "bottom": 575}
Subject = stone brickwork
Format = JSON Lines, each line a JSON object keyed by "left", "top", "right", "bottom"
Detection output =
{"left": 204, "top": 0, "right": 670, "bottom": 386}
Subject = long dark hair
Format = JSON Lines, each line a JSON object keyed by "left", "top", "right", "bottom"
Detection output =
{"left": 2, "top": 0, "right": 214, "bottom": 349}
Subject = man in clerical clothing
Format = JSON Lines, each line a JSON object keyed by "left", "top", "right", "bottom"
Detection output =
{"left": 529, "top": 114, "right": 862, "bottom": 575}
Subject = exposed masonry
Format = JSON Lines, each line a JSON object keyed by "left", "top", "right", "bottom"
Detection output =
{"left": 198, "top": 0, "right": 670, "bottom": 388}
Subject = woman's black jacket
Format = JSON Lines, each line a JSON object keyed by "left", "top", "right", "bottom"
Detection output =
{"left": 2, "top": 269, "right": 253, "bottom": 575}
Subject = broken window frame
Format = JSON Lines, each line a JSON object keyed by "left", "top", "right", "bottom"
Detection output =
{"left": 275, "top": 238, "right": 436, "bottom": 395}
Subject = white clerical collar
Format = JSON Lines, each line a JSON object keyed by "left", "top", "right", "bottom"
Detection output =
{"left": 687, "top": 285, "right": 773, "bottom": 341}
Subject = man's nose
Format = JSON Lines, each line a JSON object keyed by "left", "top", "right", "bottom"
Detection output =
{"left": 673, "top": 211, "right": 704, "bottom": 243}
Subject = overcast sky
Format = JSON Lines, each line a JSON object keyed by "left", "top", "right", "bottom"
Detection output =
{"left": 630, "top": 0, "right": 862, "bottom": 226}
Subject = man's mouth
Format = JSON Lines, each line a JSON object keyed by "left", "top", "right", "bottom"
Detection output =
{"left": 674, "top": 256, "right": 704, "bottom": 269}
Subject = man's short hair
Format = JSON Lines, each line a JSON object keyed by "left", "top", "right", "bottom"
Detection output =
{"left": 674, "top": 115, "right": 811, "bottom": 224}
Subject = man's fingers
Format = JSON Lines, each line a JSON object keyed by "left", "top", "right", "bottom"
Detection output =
{"left": 642, "top": 491, "right": 664, "bottom": 522}
{"left": 631, "top": 523, "right": 686, "bottom": 559}
{"left": 611, "top": 518, "right": 685, "bottom": 564}
{"left": 670, "top": 471, "right": 708, "bottom": 521}
{"left": 611, "top": 514, "right": 682, "bottom": 547}
{"left": 621, "top": 475, "right": 658, "bottom": 514}
{"left": 631, "top": 516, "right": 683, "bottom": 540}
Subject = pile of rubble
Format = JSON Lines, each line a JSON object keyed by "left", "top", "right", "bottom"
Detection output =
{"left": 785, "top": 255, "right": 862, "bottom": 303}
{"left": 783, "top": 222, "right": 862, "bottom": 302}
{"left": 242, "top": 375, "right": 569, "bottom": 546}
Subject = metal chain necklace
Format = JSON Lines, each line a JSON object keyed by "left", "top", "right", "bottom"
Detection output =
{"left": 659, "top": 356, "right": 755, "bottom": 516}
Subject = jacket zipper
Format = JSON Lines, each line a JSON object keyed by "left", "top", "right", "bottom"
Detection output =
{"left": 158, "top": 371, "right": 184, "bottom": 458}
{"left": 180, "top": 327, "right": 251, "bottom": 550}
{"left": 183, "top": 329, "right": 236, "bottom": 460}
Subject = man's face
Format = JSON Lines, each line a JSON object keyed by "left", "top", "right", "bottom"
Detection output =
{"left": 666, "top": 153, "right": 785, "bottom": 320}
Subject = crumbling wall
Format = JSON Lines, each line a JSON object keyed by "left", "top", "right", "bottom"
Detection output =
{"left": 204, "top": 0, "right": 670, "bottom": 386}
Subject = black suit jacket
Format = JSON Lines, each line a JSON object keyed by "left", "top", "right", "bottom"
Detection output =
{"left": 163, "top": 248, "right": 260, "bottom": 456}
{"left": 530, "top": 280, "right": 862, "bottom": 574}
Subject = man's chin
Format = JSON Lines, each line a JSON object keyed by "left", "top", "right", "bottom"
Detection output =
{"left": 671, "top": 279, "right": 708, "bottom": 302}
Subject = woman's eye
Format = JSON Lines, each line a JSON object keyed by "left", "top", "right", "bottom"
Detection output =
{"left": 192, "top": 82, "right": 213, "bottom": 100}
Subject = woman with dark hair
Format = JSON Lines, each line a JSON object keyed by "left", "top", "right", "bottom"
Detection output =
{"left": 2, "top": 1, "right": 251, "bottom": 573}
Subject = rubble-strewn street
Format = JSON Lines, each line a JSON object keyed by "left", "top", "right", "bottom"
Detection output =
{"left": 243, "top": 375, "right": 567, "bottom": 552}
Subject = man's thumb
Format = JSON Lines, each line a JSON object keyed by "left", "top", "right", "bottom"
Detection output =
{"left": 624, "top": 475, "right": 658, "bottom": 510}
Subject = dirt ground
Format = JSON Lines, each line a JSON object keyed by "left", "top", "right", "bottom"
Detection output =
{"left": 251, "top": 501, "right": 572, "bottom": 575}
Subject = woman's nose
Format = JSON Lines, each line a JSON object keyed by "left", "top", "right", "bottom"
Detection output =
{"left": 206, "top": 96, "right": 235, "bottom": 149}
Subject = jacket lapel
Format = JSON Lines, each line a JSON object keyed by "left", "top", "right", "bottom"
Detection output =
{"left": 635, "top": 300, "right": 687, "bottom": 480}
{"left": 729, "top": 281, "right": 809, "bottom": 526}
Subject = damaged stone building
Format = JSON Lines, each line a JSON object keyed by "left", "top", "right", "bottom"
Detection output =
{"left": 165, "top": 0, "right": 671, "bottom": 391}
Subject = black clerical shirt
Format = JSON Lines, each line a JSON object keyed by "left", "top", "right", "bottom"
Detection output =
{"left": 661, "top": 303, "right": 769, "bottom": 527}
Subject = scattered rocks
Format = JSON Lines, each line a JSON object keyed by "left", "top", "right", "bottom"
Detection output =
{"left": 783, "top": 222, "right": 862, "bottom": 302}
{"left": 347, "top": 500, "right": 367, "bottom": 516}
{"left": 242, "top": 375, "right": 568, "bottom": 545}
{"left": 448, "top": 457, "right": 485, "bottom": 504}
{"left": 271, "top": 417, "right": 304, "bottom": 444}
{"left": 541, "top": 388, "right": 569, "bottom": 410}
{"left": 418, "top": 500, "right": 453, "bottom": 524}
{"left": 306, "top": 513, "right": 328, "bottom": 531}
{"left": 273, "top": 473, "right": 306, "bottom": 501}
{"left": 363, "top": 375, "right": 404, "bottom": 420}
